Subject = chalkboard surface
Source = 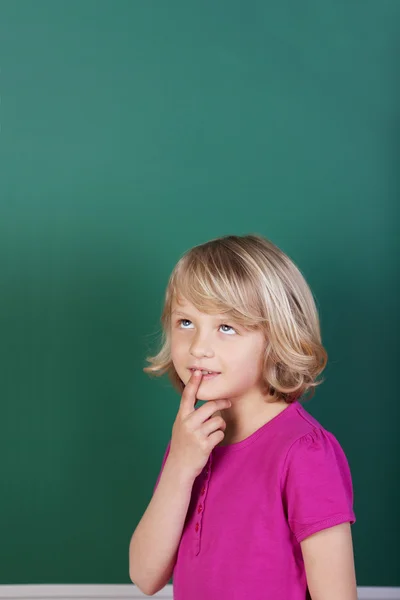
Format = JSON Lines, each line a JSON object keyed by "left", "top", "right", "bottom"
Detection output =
{"left": 1, "top": 0, "right": 398, "bottom": 587}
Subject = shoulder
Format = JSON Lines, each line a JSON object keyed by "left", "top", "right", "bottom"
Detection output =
{"left": 276, "top": 400, "right": 340, "bottom": 450}
{"left": 279, "top": 401, "right": 354, "bottom": 492}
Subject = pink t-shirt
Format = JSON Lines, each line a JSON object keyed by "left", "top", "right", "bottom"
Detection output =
{"left": 153, "top": 400, "right": 356, "bottom": 599}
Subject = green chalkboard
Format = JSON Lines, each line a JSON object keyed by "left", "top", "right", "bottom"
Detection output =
{"left": 1, "top": 0, "right": 398, "bottom": 587}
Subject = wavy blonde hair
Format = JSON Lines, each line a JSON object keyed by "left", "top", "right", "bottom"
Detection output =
{"left": 143, "top": 234, "right": 328, "bottom": 404}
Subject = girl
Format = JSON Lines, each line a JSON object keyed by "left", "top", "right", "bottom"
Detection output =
{"left": 129, "top": 234, "right": 357, "bottom": 599}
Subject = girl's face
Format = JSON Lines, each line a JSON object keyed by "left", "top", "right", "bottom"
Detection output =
{"left": 170, "top": 297, "right": 267, "bottom": 402}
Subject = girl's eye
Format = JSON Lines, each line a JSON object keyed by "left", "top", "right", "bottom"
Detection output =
{"left": 177, "top": 319, "right": 237, "bottom": 335}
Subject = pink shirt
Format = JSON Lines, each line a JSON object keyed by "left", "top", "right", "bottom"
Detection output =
{"left": 153, "top": 400, "right": 356, "bottom": 599}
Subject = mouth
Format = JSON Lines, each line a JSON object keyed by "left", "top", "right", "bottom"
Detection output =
{"left": 188, "top": 368, "right": 221, "bottom": 380}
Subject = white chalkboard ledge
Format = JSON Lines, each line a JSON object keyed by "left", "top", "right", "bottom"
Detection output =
{"left": 0, "top": 584, "right": 399, "bottom": 600}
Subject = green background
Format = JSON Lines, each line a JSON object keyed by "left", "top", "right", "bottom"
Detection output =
{"left": 1, "top": 0, "right": 398, "bottom": 587}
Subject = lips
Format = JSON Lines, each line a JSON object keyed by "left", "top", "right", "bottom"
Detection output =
{"left": 188, "top": 368, "right": 221, "bottom": 375}
{"left": 188, "top": 369, "right": 220, "bottom": 381}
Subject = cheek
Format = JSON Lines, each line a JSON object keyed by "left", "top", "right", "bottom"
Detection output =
{"left": 170, "top": 342, "right": 187, "bottom": 368}
{"left": 170, "top": 351, "right": 180, "bottom": 368}
{"left": 234, "top": 367, "right": 260, "bottom": 386}
{"left": 229, "top": 347, "right": 260, "bottom": 368}
{"left": 230, "top": 352, "right": 263, "bottom": 381}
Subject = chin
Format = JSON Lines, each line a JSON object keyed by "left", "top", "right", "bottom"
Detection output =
{"left": 196, "top": 388, "right": 224, "bottom": 401}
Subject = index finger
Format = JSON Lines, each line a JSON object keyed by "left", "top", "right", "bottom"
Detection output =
{"left": 179, "top": 369, "right": 203, "bottom": 417}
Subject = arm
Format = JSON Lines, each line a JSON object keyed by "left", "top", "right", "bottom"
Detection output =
{"left": 129, "top": 458, "right": 195, "bottom": 596}
{"left": 301, "top": 523, "right": 358, "bottom": 600}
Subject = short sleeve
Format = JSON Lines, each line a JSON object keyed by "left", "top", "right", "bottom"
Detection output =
{"left": 281, "top": 428, "right": 356, "bottom": 543}
{"left": 153, "top": 440, "right": 171, "bottom": 494}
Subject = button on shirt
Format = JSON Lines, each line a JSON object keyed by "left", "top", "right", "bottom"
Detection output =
{"left": 153, "top": 400, "right": 356, "bottom": 600}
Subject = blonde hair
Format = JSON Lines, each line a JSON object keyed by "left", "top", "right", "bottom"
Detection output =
{"left": 143, "top": 234, "right": 328, "bottom": 404}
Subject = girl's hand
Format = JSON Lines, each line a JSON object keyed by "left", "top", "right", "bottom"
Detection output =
{"left": 168, "top": 370, "right": 231, "bottom": 480}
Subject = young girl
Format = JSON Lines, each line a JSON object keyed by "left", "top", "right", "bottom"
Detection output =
{"left": 129, "top": 234, "right": 357, "bottom": 599}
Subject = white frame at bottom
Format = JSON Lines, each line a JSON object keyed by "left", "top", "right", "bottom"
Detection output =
{"left": 0, "top": 585, "right": 399, "bottom": 599}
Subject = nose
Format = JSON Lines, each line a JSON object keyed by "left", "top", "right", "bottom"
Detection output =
{"left": 189, "top": 331, "right": 214, "bottom": 358}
